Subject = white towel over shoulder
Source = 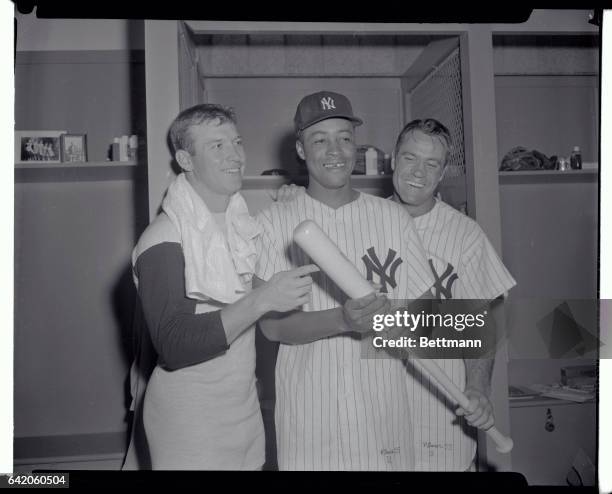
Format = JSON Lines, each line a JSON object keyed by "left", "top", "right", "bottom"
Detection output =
{"left": 161, "top": 173, "right": 261, "bottom": 304}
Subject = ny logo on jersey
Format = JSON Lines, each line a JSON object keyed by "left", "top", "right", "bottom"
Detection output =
{"left": 429, "top": 259, "right": 458, "bottom": 300}
{"left": 362, "top": 247, "right": 403, "bottom": 293}
{"left": 320, "top": 96, "right": 336, "bottom": 110}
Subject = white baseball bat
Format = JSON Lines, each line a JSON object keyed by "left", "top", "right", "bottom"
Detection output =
{"left": 293, "top": 219, "right": 514, "bottom": 454}
{"left": 293, "top": 220, "right": 374, "bottom": 299}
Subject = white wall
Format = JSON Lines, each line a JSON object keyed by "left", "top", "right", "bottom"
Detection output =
{"left": 206, "top": 77, "right": 403, "bottom": 176}
{"left": 495, "top": 75, "right": 598, "bottom": 162}
{"left": 15, "top": 9, "right": 144, "bottom": 52}
{"left": 13, "top": 8, "right": 148, "bottom": 440}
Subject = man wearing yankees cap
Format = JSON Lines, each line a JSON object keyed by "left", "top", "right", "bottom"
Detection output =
{"left": 391, "top": 118, "right": 516, "bottom": 471}
{"left": 254, "top": 91, "right": 435, "bottom": 470}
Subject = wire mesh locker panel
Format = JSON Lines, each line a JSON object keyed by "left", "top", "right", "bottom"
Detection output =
{"left": 408, "top": 48, "right": 467, "bottom": 211}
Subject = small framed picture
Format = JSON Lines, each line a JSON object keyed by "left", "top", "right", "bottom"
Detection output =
{"left": 15, "top": 130, "right": 66, "bottom": 164}
{"left": 60, "top": 134, "right": 88, "bottom": 163}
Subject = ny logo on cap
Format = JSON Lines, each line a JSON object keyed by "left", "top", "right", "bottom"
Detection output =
{"left": 320, "top": 96, "right": 336, "bottom": 111}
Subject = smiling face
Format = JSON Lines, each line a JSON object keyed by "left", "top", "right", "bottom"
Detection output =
{"left": 392, "top": 129, "right": 448, "bottom": 217}
{"left": 296, "top": 118, "right": 356, "bottom": 199}
{"left": 177, "top": 119, "right": 245, "bottom": 201}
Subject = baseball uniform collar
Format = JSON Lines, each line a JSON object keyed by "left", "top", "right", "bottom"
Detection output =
{"left": 304, "top": 189, "right": 362, "bottom": 213}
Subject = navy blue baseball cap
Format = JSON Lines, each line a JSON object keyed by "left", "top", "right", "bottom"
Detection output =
{"left": 294, "top": 91, "right": 363, "bottom": 134}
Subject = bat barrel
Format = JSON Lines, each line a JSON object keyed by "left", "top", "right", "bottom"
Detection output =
{"left": 294, "top": 220, "right": 374, "bottom": 299}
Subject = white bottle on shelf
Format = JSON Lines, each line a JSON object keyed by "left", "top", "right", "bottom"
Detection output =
{"left": 119, "top": 135, "right": 129, "bottom": 162}
{"left": 365, "top": 147, "right": 378, "bottom": 175}
{"left": 128, "top": 135, "right": 138, "bottom": 162}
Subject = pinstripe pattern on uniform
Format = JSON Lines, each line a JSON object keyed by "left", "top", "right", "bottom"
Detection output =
{"left": 256, "top": 192, "right": 434, "bottom": 471}
{"left": 405, "top": 199, "right": 516, "bottom": 471}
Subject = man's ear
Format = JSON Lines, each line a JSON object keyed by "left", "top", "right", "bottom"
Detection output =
{"left": 175, "top": 149, "right": 193, "bottom": 172}
{"left": 391, "top": 153, "right": 396, "bottom": 172}
{"left": 296, "top": 139, "right": 306, "bottom": 161}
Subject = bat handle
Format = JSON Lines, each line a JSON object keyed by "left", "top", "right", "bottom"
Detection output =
{"left": 413, "top": 358, "right": 514, "bottom": 453}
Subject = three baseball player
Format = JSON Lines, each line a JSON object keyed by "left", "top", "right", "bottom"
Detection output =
{"left": 124, "top": 92, "right": 516, "bottom": 472}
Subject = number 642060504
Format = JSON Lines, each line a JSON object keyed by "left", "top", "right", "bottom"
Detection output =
{"left": 4, "top": 473, "right": 68, "bottom": 487}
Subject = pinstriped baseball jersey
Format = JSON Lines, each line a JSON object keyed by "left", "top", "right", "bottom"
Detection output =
{"left": 256, "top": 191, "right": 434, "bottom": 471}
{"left": 405, "top": 198, "right": 516, "bottom": 471}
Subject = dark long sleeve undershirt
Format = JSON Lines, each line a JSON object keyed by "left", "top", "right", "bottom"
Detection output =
{"left": 134, "top": 242, "right": 229, "bottom": 371}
